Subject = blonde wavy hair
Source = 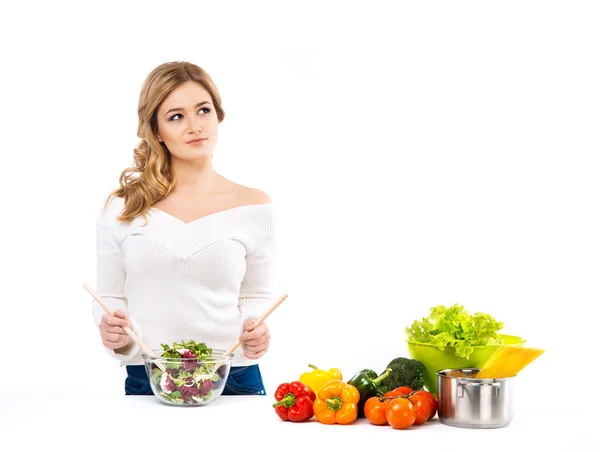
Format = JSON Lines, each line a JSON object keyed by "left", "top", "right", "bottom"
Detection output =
{"left": 107, "top": 61, "right": 226, "bottom": 224}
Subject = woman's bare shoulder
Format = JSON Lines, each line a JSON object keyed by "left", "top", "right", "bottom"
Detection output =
{"left": 224, "top": 179, "right": 272, "bottom": 206}
{"left": 239, "top": 186, "right": 272, "bottom": 205}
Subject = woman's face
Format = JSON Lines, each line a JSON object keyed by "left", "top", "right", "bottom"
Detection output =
{"left": 155, "top": 81, "right": 219, "bottom": 162}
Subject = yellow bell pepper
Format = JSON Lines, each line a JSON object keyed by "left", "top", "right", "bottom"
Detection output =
{"left": 313, "top": 379, "right": 360, "bottom": 425}
{"left": 299, "top": 364, "right": 343, "bottom": 396}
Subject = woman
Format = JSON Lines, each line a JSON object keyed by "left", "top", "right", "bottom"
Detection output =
{"left": 92, "top": 61, "right": 276, "bottom": 396}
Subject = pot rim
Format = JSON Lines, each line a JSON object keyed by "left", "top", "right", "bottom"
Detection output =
{"left": 437, "top": 368, "right": 515, "bottom": 381}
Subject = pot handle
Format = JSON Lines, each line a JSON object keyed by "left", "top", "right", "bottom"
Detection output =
{"left": 457, "top": 380, "right": 502, "bottom": 398}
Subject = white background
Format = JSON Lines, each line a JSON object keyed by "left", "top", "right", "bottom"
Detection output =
{"left": 1, "top": 0, "right": 598, "bottom": 447}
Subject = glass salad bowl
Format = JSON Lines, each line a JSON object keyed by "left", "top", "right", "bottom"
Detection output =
{"left": 142, "top": 341, "right": 233, "bottom": 406}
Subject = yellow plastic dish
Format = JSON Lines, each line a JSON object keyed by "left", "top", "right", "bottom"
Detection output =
{"left": 407, "top": 334, "right": 526, "bottom": 397}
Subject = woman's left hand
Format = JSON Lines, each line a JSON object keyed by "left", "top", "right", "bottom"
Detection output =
{"left": 239, "top": 319, "right": 271, "bottom": 359}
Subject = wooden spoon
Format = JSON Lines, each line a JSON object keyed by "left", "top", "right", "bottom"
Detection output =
{"left": 211, "top": 292, "right": 289, "bottom": 376}
{"left": 83, "top": 282, "right": 166, "bottom": 371}
{"left": 224, "top": 292, "right": 289, "bottom": 356}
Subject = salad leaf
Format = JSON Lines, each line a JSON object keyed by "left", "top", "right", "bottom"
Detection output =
{"left": 406, "top": 304, "right": 504, "bottom": 358}
{"left": 161, "top": 339, "right": 212, "bottom": 359}
{"left": 151, "top": 367, "right": 162, "bottom": 385}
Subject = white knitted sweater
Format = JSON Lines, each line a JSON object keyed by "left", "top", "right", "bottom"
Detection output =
{"left": 92, "top": 196, "right": 276, "bottom": 367}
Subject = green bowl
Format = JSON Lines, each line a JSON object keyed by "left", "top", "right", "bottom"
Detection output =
{"left": 407, "top": 334, "right": 526, "bottom": 397}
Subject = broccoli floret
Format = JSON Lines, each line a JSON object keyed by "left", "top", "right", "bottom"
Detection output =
{"left": 377, "top": 357, "right": 425, "bottom": 394}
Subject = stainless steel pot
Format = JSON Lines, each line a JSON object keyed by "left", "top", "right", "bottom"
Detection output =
{"left": 437, "top": 368, "right": 514, "bottom": 429}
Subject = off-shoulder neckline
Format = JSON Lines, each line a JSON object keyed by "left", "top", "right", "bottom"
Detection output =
{"left": 149, "top": 203, "right": 272, "bottom": 226}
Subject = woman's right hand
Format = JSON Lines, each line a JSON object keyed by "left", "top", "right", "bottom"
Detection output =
{"left": 99, "top": 309, "right": 131, "bottom": 350}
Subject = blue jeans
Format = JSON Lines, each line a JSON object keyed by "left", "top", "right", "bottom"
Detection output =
{"left": 125, "top": 364, "right": 266, "bottom": 396}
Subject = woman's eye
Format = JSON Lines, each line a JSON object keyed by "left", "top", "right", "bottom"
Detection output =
{"left": 168, "top": 108, "right": 209, "bottom": 121}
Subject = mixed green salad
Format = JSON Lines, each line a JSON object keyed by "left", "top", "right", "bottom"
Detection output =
{"left": 406, "top": 304, "right": 505, "bottom": 358}
{"left": 150, "top": 339, "right": 221, "bottom": 404}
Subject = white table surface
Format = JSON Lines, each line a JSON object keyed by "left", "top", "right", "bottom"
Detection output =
{"left": 0, "top": 390, "right": 592, "bottom": 451}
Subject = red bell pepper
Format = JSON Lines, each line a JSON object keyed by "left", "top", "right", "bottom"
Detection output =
{"left": 272, "top": 381, "right": 316, "bottom": 422}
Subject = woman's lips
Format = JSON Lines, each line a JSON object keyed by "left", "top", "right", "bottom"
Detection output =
{"left": 186, "top": 138, "right": 208, "bottom": 145}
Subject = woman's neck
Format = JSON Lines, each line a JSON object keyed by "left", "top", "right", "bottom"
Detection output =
{"left": 171, "top": 158, "right": 219, "bottom": 195}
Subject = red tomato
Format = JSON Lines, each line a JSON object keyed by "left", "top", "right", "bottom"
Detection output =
{"left": 413, "top": 390, "right": 437, "bottom": 419}
{"left": 409, "top": 394, "right": 432, "bottom": 425}
{"left": 384, "top": 386, "right": 413, "bottom": 397}
{"left": 364, "top": 396, "right": 388, "bottom": 425}
{"left": 385, "top": 397, "right": 416, "bottom": 429}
